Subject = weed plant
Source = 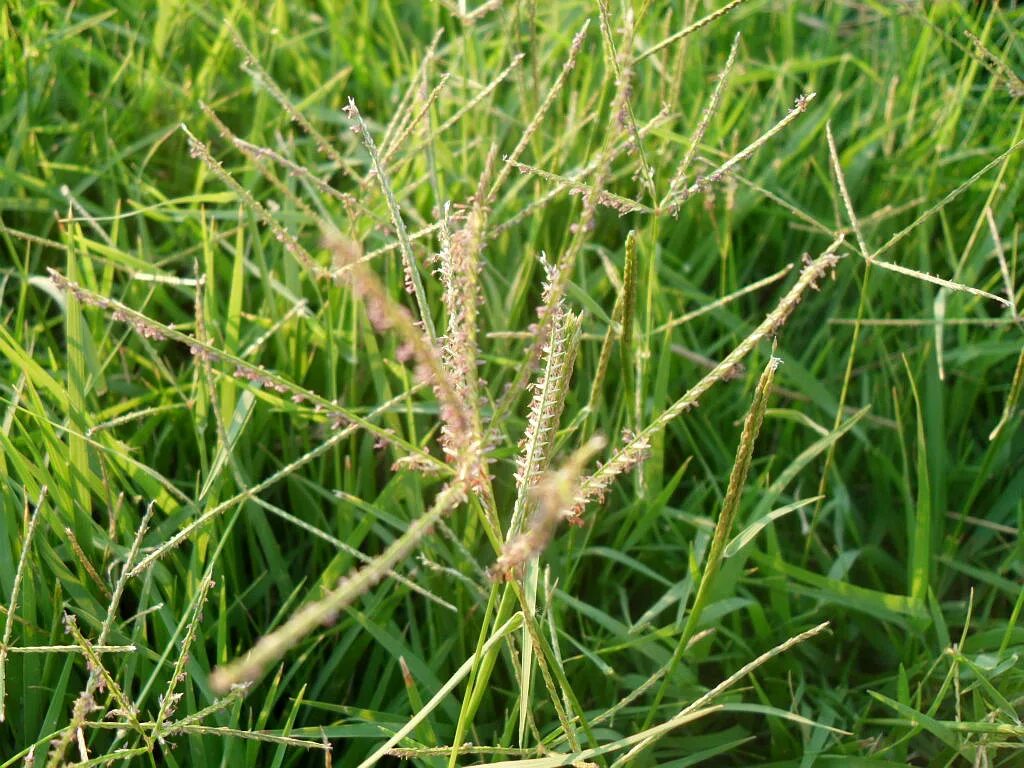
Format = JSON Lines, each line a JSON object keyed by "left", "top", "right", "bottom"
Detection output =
{"left": 1, "top": 1, "right": 1023, "bottom": 766}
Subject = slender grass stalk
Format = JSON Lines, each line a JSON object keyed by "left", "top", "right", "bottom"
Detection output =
{"left": 377, "top": 29, "right": 444, "bottom": 161}
{"left": 618, "top": 229, "right": 637, "bottom": 395}
{"left": 199, "top": 103, "right": 371, "bottom": 228}
{"left": 479, "top": 623, "right": 831, "bottom": 768}
{"left": 988, "top": 345, "right": 1024, "bottom": 441}
{"left": 357, "top": 614, "right": 522, "bottom": 768}
{"left": 380, "top": 73, "right": 451, "bottom": 169}
{"left": 645, "top": 354, "right": 780, "bottom": 727}
{"left": 423, "top": 53, "right": 525, "bottom": 143}
{"left": 863, "top": 259, "right": 1012, "bottom": 308}
{"left": 197, "top": 111, "right": 367, "bottom": 228}
{"left": 502, "top": 159, "right": 653, "bottom": 214}
{"left": 389, "top": 745, "right": 534, "bottom": 759}
{"left": 901, "top": 356, "right": 933, "bottom": 605}
{"left": 870, "top": 136, "right": 1024, "bottom": 265}
{"left": 130, "top": 386, "right": 429, "bottom": 576}
{"left": 63, "top": 526, "right": 112, "bottom": 600}
{"left": 490, "top": 109, "right": 670, "bottom": 236}
{"left": 44, "top": 504, "right": 156, "bottom": 766}
{"left": 0, "top": 486, "right": 47, "bottom": 723}
{"left": 585, "top": 231, "right": 638, "bottom": 421}
{"left": 586, "top": 300, "right": 621, "bottom": 419}
{"left": 343, "top": 98, "right": 438, "bottom": 340}
{"left": 635, "top": 0, "right": 750, "bottom": 63}
{"left": 653, "top": 264, "right": 794, "bottom": 335}
{"left": 613, "top": 623, "right": 832, "bottom": 766}
{"left": 157, "top": 724, "right": 328, "bottom": 750}
{"left": 2, "top": 645, "right": 136, "bottom": 655}
{"left": 806, "top": 124, "right": 875, "bottom": 557}
{"left": 445, "top": 583, "right": 506, "bottom": 768}
{"left": 984, "top": 206, "right": 1018, "bottom": 316}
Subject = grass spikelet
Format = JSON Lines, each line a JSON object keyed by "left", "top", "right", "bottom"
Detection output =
{"left": 597, "top": 0, "right": 656, "bottom": 202}
{"left": 383, "top": 71, "right": 448, "bottom": 181}
{"left": 964, "top": 29, "right": 1024, "bottom": 99}
{"left": 870, "top": 135, "right": 1024, "bottom": 265}
{"left": 228, "top": 24, "right": 358, "bottom": 180}
{"left": 503, "top": 159, "right": 652, "bottom": 214}
{"left": 434, "top": 149, "right": 497, "bottom": 491}
{"left": 509, "top": 295, "right": 582, "bottom": 538}
{"left": 661, "top": 32, "right": 741, "bottom": 210}
{"left": 491, "top": 436, "right": 606, "bottom": 581}
{"left": 989, "top": 343, "right": 1024, "bottom": 442}
{"left": 586, "top": 230, "right": 638, "bottom": 417}
{"left": 43, "top": 505, "right": 156, "bottom": 766}
{"left": 199, "top": 102, "right": 365, "bottom": 224}
{"left": 377, "top": 29, "right": 446, "bottom": 167}
{"left": 985, "top": 206, "right": 1017, "bottom": 315}
{"left": 569, "top": 245, "right": 842, "bottom": 522}
{"left": 487, "top": 19, "right": 590, "bottom": 202}
{"left": 614, "top": 622, "right": 832, "bottom": 766}
{"left": 430, "top": 53, "right": 525, "bottom": 140}
{"left": 653, "top": 263, "right": 794, "bottom": 335}
{"left": 45, "top": 269, "right": 435, "bottom": 470}
{"left": 209, "top": 481, "right": 467, "bottom": 693}
{"left": 198, "top": 102, "right": 365, "bottom": 229}
{"left": 180, "top": 124, "right": 327, "bottom": 278}
{"left": 129, "top": 387, "right": 431, "bottom": 577}
{"left": 153, "top": 573, "right": 217, "bottom": 733}
{"left": 493, "top": 282, "right": 582, "bottom": 749}
{"left": 63, "top": 525, "right": 112, "bottom": 600}
{"left": 664, "top": 91, "right": 817, "bottom": 212}
{"left": 61, "top": 613, "right": 149, "bottom": 748}
{"left": 355, "top": 615, "right": 523, "bottom": 768}
{"left": 807, "top": 124, "right": 875, "bottom": 540}
{"left": 490, "top": 108, "right": 670, "bottom": 236}
{"left": 326, "top": 231, "right": 483, "bottom": 488}
{"left": 686, "top": 353, "right": 780, "bottom": 640}
{"left": 618, "top": 229, "right": 638, "bottom": 405}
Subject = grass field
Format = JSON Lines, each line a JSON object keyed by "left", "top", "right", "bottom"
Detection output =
{"left": 2, "top": 1, "right": 1023, "bottom": 765}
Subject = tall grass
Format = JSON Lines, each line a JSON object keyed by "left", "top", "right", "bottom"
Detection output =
{"left": 1, "top": 1, "right": 1022, "bottom": 766}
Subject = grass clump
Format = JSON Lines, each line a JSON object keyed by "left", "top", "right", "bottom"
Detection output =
{"left": 2, "top": 1, "right": 1023, "bottom": 766}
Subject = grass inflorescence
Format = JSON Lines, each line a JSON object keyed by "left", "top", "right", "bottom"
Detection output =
{"left": 2, "top": 1, "right": 1023, "bottom": 766}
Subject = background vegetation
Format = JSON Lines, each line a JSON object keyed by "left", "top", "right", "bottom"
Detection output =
{"left": 1, "top": 0, "right": 1022, "bottom": 765}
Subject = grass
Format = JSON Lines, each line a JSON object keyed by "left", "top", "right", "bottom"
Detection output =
{"left": 1, "top": 0, "right": 1023, "bottom": 765}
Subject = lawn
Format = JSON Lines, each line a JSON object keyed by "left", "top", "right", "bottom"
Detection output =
{"left": 1, "top": 1, "right": 1022, "bottom": 766}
